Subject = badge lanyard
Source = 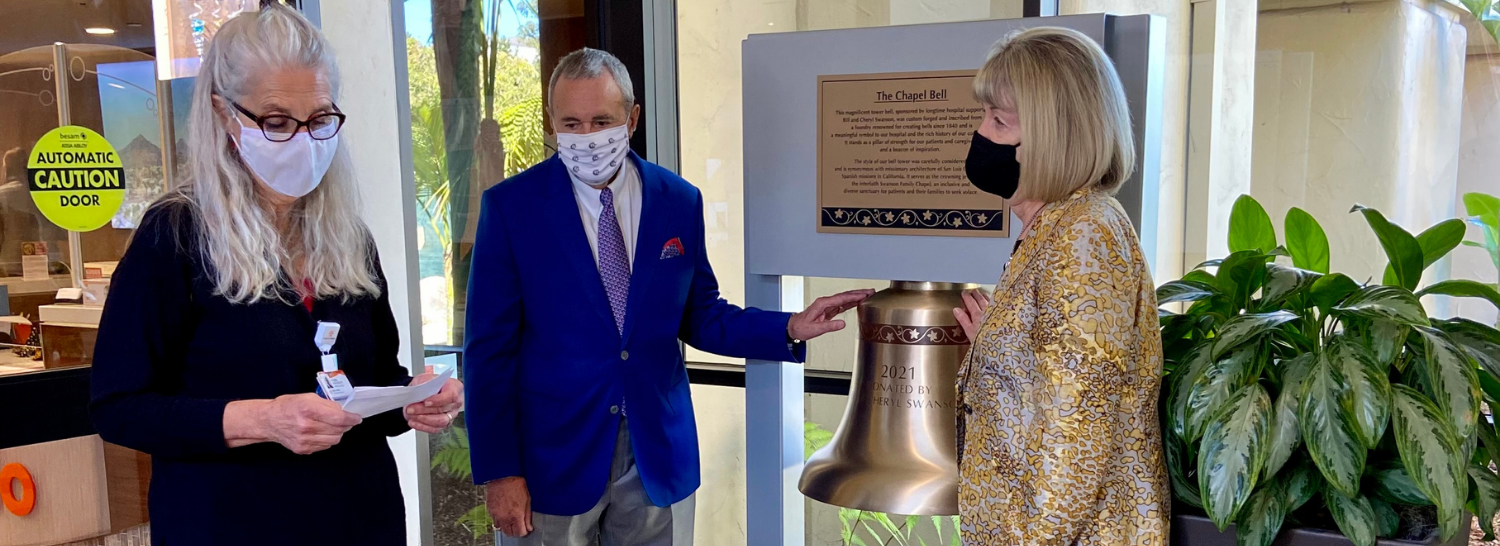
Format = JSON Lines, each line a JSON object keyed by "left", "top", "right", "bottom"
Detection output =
{"left": 313, "top": 322, "right": 352, "bottom": 405}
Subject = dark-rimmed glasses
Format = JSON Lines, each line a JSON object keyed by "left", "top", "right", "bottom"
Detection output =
{"left": 230, "top": 100, "right": 346, "bottom": 142}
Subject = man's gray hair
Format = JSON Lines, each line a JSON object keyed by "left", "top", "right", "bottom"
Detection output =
{"left": 548, "top": 48, "right": 635, "bottom": 112}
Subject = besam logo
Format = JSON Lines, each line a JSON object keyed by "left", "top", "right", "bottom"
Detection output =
{"left": 1, "top": 462, "right": 36, "bottom": 516}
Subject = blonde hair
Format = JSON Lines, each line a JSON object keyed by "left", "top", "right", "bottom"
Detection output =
{"left": 973, "top": 27, "right": 1134, "bottom": 203}
{"left": 172, "top": 3, "right": 380, "bottom": 304}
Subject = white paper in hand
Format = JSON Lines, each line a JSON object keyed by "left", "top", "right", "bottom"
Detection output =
{"left": 341, "top": 368, "right": 453, "bottom": 418}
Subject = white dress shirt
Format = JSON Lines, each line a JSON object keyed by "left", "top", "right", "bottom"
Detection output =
{"left": 570, "top": 160, "right": 642, "bottom": 270}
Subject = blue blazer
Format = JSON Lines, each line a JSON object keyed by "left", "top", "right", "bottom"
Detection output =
{"left": 464, "top": 152, "right": 804, "bottom": 516}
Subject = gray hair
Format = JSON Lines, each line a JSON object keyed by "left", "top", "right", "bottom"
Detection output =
{"left": 548, "top": 48, "right": 635, "bottom": 112}
{"left": 172, "top": 3, "right": 379, "bottom": 304}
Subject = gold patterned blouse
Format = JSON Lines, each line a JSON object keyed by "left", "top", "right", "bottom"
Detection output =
{"left": 957, "top": 189, "right": 1168, "bottom": 546}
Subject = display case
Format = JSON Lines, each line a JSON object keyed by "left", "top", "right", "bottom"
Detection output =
{"left": 37, "top": 304, "right": 101, "bottom": 370}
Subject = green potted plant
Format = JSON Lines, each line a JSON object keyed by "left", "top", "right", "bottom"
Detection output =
{"left": 1462, "top": 192, "right": 1499, "bottom": 326}
{"left": 1159, "top": 195, "right": 1500, "bottom": 546}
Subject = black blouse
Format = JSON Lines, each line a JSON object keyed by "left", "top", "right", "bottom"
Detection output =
{"left": 90, "top": 201, "right": 411, "bottom": 546}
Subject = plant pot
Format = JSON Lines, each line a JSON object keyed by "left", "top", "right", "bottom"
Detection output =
{"left": 1171, "top": 514, "right": 1469, "bottom": 546}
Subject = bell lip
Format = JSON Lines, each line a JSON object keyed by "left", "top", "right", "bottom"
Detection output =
{"left": 888, "top": 281, "right": 982, "bottom": 292}
{"left": 798, "top": 455, "right": 960, "bottom": 516}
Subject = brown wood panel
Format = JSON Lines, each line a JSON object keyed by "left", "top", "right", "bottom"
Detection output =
{"left": 102, "top": 442, "right": 149, "bottom": 533}
{"left": 0, "top": 436, "right": 111, "bottom": 546}
{"left": 539, "top": 16, "right": 587, "bottom": 129}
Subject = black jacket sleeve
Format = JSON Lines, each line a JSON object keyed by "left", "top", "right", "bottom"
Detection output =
{"left": 90, "top": 204, "right": 234, "bottom": 459}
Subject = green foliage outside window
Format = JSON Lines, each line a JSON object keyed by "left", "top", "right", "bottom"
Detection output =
{"left": 805, "top": 422, "right": 962, "bottom": 546}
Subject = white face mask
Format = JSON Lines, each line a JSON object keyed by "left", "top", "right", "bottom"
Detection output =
{"left": 556, "top": 123, "right": 630, "bottom": 185}
{"left": 233, "top": 119, "right": 338, "bottom": 198}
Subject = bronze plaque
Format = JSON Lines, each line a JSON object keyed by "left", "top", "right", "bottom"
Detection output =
{"left": 817, "top": 70, "right": 1008, "bottom": 237}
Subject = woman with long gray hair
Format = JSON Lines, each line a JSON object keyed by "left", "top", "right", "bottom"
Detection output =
{"left": 88, "top": 4, "right": 461, "bottom": 544}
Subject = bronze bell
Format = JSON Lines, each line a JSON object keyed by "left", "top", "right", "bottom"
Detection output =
{"left": 799, "top": 281, "right": 978, "bottom": 516}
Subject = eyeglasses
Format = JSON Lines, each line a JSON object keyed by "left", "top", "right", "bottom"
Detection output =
{"left": 230, "top": 100, "right": 346, "bottom": 142}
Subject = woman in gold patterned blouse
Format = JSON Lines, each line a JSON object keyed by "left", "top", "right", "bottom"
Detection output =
{"left": 950, "top": 27, "right": 1168, "bottom": 546}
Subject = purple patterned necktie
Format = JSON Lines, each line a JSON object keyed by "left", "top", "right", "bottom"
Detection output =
{"left": 598, "top": 187, "right": 631, "bottom": 333}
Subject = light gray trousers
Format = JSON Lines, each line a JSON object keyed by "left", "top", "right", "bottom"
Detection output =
{"left": 497, "top": 419, "right": 695, "bottom": 546}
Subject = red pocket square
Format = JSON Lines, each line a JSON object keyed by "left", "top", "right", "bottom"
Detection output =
{"left": 660, "top": 238, "right": 685, "bottom": 259}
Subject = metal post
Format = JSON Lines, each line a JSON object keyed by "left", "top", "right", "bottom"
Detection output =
{"left": 745, "top": 273, "right": 805, "bottom": 546}
{"left": 641, "top": 0, "right": 679, "bottom": 173}
{"left": 156, "top": 78, "right": 177, "bottom": 190}
{"left": 53, "top": 42, "right": 83, "bottom": 290}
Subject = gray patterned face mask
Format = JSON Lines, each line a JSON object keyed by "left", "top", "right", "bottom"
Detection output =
{"left": 557, "top": 123, "right": 630, "bottom": 185}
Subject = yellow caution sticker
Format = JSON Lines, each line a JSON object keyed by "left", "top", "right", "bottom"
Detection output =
{"left": 27, "top": 126, "right": 126, "bottom": 232}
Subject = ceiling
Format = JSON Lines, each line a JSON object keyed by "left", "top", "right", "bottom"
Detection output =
{"left": 0, "top": 0, "right": 157, "bottom": 57}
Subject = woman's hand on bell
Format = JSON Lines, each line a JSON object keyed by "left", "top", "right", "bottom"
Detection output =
{"left": 953, "top": 288, "right": 992, "bottom": 341}
{"left": 788, "top": 289, "right": 876, "bottom": 341}
{"left": 405, "top": 376, "right": 464, "bottom": 434}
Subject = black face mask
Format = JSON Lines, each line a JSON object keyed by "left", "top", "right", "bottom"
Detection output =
{"left": 964, "top": 131, "right": 1020, "bottom": 199}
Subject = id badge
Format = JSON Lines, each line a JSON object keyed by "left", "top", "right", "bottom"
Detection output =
{"left": 316, "top": 370, "right": 354, "bottom": 406}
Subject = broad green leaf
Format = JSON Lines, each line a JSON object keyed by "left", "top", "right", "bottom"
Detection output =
{"left": 1311, "top": 273, "right": 1361, "bottom": 315}
{"left": 1370, "top": 497, "right": 1400, "bottom": 538}
{"left": 1479, "top": 417, "right": 1500, "bottom": 470}
{"left": 1334, "top": 285, "right": 1429, "bottom": 327}
{"left": 1171, "top": 344, "right": 1214, "bottom": 439}
{"left": 1481, "top": 371, "right": 1500, "bottom": 408}
{"left": 1329, "top": 338, "right": 1392, "bottom": 449}
{"left": 1383, "top": 219, "right": 1466, "bottom": 285}
{"left": 1323, "top": 488, "right": 1378, "bottom": 546}
{"left": 1285, "top": 458, "right": 1323, "bottom": 511}
{"left": 1300, "top": 355, "right": 1365, "bottom": 496}
{"left": 1237, "top": 483, "right": 1287, "bottom": 546}
{"left": 1391, "top": 385, "right": 1468, "bottom": 540}
{"left": 1199, "top": 384, "right": 1274, "bottom": 530}
{"left": 1352, "top": 204, "right": 1424, "bottom": 291}
{"left": 1418, "top": 279, "right": 1500, "bottom": 312}
{"left": 1416, "top": 218, "right": 1467, "bottom": 267}
{"left": 1433, "top": 318, "right": 1500, "bottom": 380}
{"left": 1217, "top": 251, "right": 1272, "bottom": 311}
{"left": 1348, "top": 318, "right": 1408, "bottom": 369}
{"left": 1261, "top": 263, "right": 1321, "bottom": 307}
{"left": 1188, "top": 346, "right": 1260, "bottom": 441}
{"left": 1265, "top": 387, "right": 1301, "bottom": 478}
{"left": 1416, "top": 327, "right": 1481, "bottom": 441}
{"left": 1230, "top": 195, "right": 1279, "bottom": 254}
{"left": 1183, "top": 269, "right": 1218, "bottom": 287}
{"left": 1285, "top": 206, "right": 1331, "bottom": 274}
{"left": 1166, "top": 429, "right": 1203, "bottom": 508}
{"left": 1371, "top": 466, "right": 1433, "bottom": 505}
{"left": 1211, "top": 311, "right": 1298, "bottom": 359}
{"left": 1193, "top": 258, "right": 1224, "bottom": 271}
{"left": 1466, "top": 192, "right": 1500, "bottom": 232}
{"left": 1161, "top": 314, "right": 1200, "bottom": 359}
{"left": 1158, "top": 280, "right": 1219, "bottom": 306}
{"left": 1280, "top": 353, "right": 1317, "bottom": 397}
{"left": 1471, "top": 465, "right": 1500, "bottom": 540}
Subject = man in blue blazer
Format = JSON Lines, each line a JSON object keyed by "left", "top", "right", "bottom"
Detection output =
{"left": 465, "top": 48, "right": 871, "bottom": 545}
